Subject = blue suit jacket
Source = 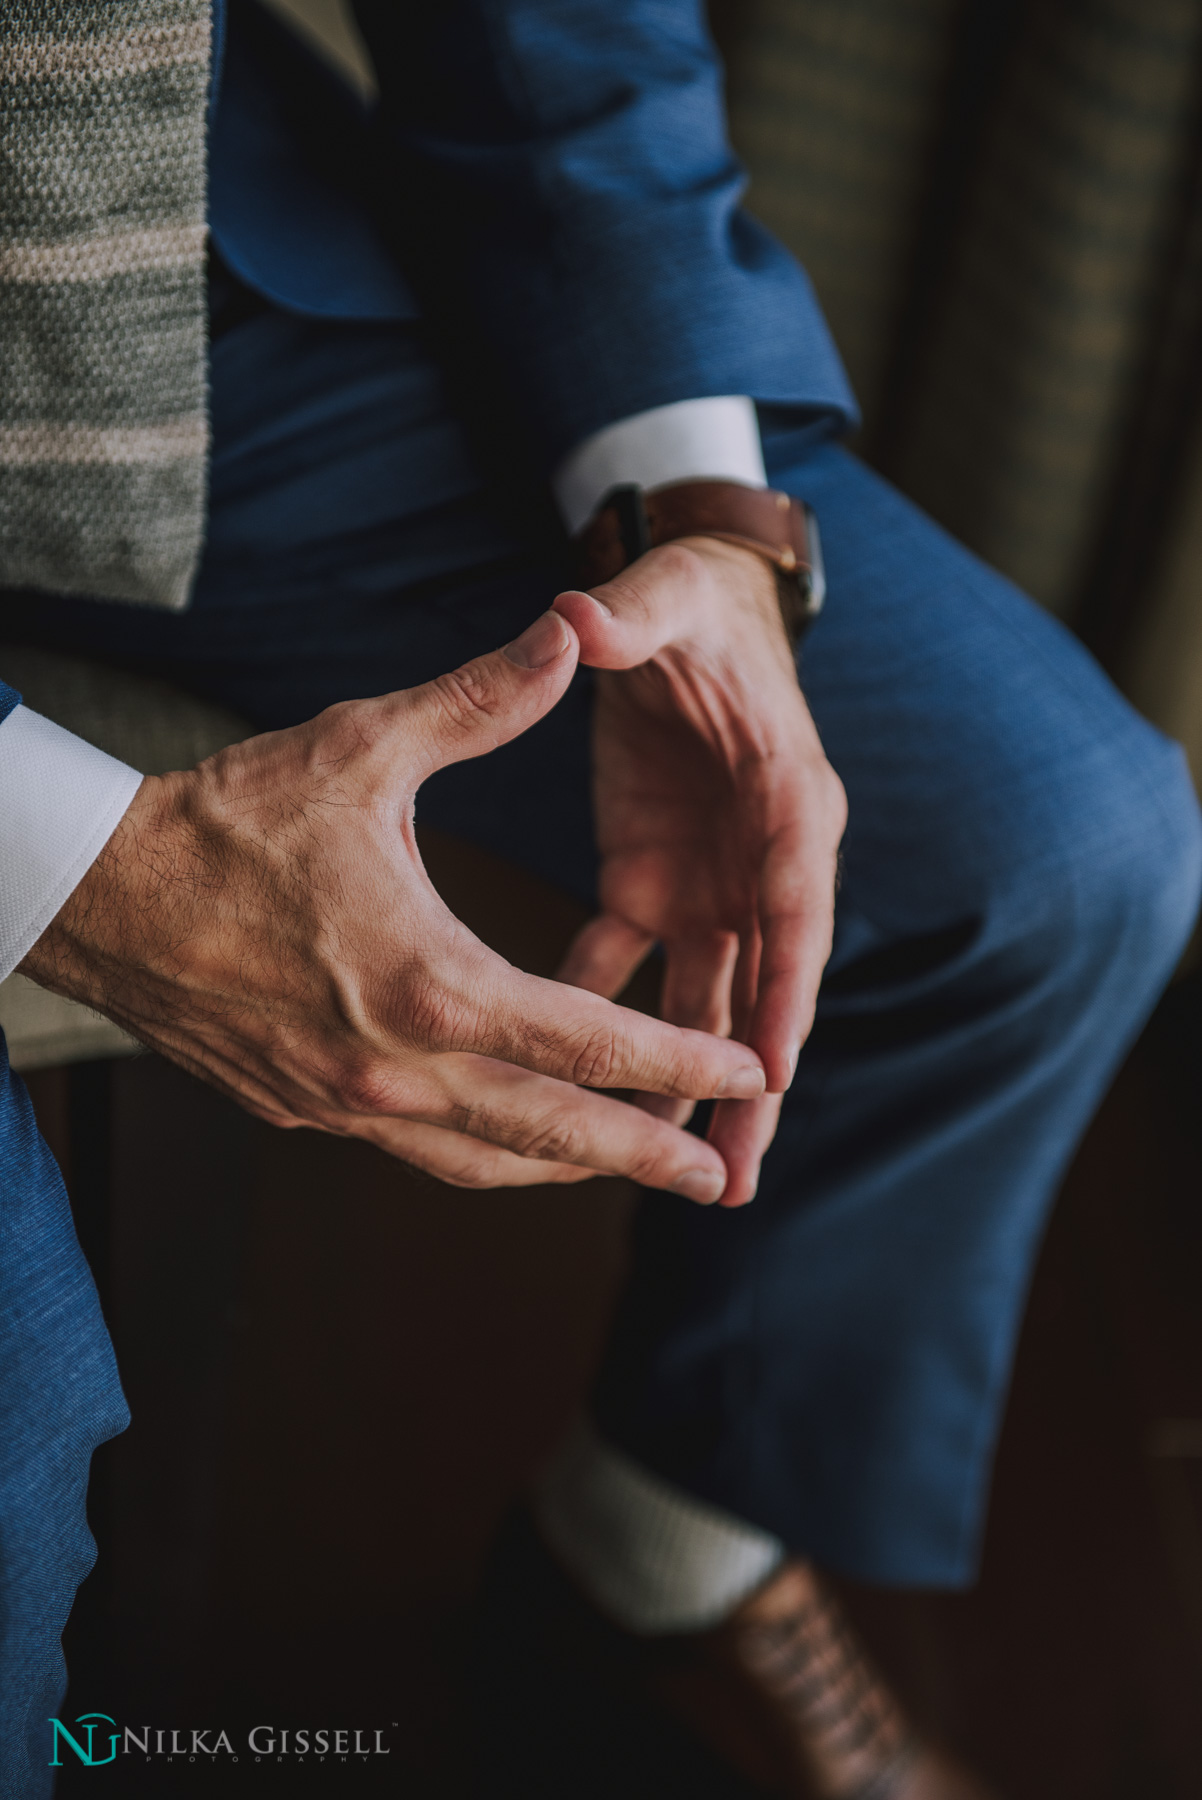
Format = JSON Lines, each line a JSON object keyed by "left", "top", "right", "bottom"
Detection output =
{"left": 0, "top": 0, "right": 855, "bottom": 722}
{"left": 209, "top": 0, "right": 856, "bottom": 465}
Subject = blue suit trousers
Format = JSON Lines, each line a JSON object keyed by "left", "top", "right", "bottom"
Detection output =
{"left": 1, "top": 299, "right": 1199, "bottom": 1794}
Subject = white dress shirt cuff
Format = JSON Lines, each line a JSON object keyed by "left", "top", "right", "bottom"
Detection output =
{"left": 0, "top": 705, "right": 143, "bottom": 980}
{"left": 553, "top": 396, "right": 768, "bottom": 535}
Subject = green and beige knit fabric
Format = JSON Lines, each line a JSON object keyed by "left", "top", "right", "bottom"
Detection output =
{"left": 0, "top": 0, "right": 211, "bottom": 610}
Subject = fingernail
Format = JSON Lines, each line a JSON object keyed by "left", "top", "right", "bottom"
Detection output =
{"left": 556, "top": 587, "right": 612, "bottom": 617}
{"left": 715, "top": 1066, "right": 766, "bottom": 1100}
{"left": 504, "top": 610, "right": 569, "bottom": 668}
{"left": 673, "top": 1169, "right": 726, "bottom": 1205}
{"left": 788, "top": 1044, "right": 801, "bottom": 1080}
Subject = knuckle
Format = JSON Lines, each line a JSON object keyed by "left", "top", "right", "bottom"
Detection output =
{"left": 498, "top": 1105, "right": 580, "bottom": 1165}
{"left": 648, "top": 540, "right": 706, "bottom": 588}
{"left": 429, "top": 664, "right": 500, "bottom": 733}
{"left": 308, "top": 697, "right": 387, "bottom": 770}
{"left": 522, "top": 1121, "right": 580, "bottom": 1164}
{"left": 405, "top": 979, "right": 470, "bottom": 1053}
{"left": 567, "top": 1026, "right": 625, "bottom": 1090}
{"left": 449, "top": 1090, "right": 582, "bottom": 1166}
{"left": 442, "top": 1156, "right": 502, "bottom": 1190}
{"left": 604, "top": 541, "right": 702, "bottom": 614}
{"left": 332, "top": 1054, "right": 395, "bottom": 1115}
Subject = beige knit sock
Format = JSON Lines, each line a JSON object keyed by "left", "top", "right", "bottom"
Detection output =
{"left": 532, "top": 1416, "right": 784, "bottom": 1635}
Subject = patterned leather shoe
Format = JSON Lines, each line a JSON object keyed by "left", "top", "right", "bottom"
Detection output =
{"left": 653, "top": 1560, "right": 996, "bottom": 1799}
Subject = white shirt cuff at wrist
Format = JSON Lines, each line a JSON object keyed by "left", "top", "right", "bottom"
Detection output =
{"left": 0, "top": 705, "right": 143, "bottom": 980}
{"left": 553, "top": 395, "right": 768, "bottom": 535}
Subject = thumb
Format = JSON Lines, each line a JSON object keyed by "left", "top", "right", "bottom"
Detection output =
{"left": 552, "top": 542, "right": 708, "bottom": 669}
{"left": 402, "top": 609, "right": 579, "bottom": 780}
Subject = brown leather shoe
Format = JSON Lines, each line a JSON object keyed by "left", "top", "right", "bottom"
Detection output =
{"left": 651, "top": 1561, "right": 996, "bottom": 1800}
{"left": 470, "top": 1513, "right": 998, "bottom": 1798}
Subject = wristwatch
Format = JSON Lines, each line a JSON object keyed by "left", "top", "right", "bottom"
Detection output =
{"left": 574, "top": 478, "right": 826, "bottom": 645}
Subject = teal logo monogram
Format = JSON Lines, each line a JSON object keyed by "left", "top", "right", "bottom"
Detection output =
{"left": 48, "top": 1713, "right": 120, "bottom": 1767}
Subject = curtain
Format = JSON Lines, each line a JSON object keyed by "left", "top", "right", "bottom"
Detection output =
{"left": 718, "top": 0, "right": 1202, "bottom": 783}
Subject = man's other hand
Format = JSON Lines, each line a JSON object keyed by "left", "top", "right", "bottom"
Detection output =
{"left": 19, "top": 611, "right": 766, "bottom": 1198}
{"left": 554, "top": 538, "right": 847, "bottom": 1206}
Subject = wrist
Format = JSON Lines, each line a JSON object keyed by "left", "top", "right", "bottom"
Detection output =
{"left": 19, "top": 772, "right": 178, "bottom": 1001}
{"left": 634, "top": 536, "right": 801, "bottom": 680}
{"left": 575, "top": 479, "right": 824, "bottom": 645}
{"left": 681, "top": 533, "right": 781, "bottom": 600}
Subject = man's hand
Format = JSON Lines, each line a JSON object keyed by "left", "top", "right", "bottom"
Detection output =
{"left": 553, "top": 537, "right": 847, "bottom": 1206}
{"left": 20, "top": 611, "right": 768, "bottom": 1197}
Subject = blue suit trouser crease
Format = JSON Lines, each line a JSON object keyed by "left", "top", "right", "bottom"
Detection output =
{"left": 0, "top": 303, "right": 1199, "bottom": 1793}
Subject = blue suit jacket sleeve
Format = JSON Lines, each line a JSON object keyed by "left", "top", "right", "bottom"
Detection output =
{"left": 351, "top": 0, "right": 857, "bottom": 466}
{"left": 0, "top": 682, "right": 20, "bottom": 727}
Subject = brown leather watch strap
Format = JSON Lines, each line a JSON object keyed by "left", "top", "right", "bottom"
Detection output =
{"left": 575, "top": 478, "right": 824, "bottom": 644}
